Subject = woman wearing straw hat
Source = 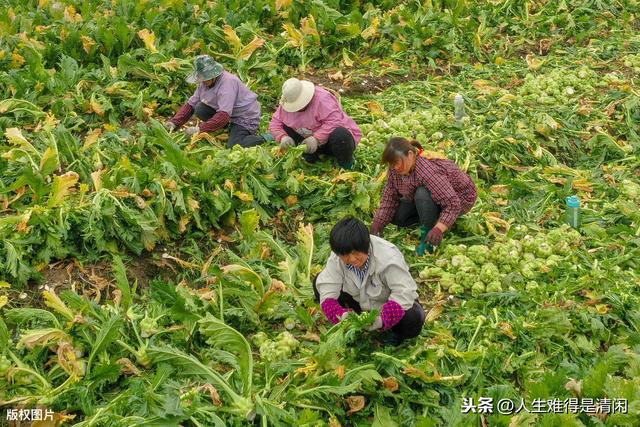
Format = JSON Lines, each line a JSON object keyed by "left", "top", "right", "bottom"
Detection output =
{"left": 269, "top": 78, "right": 361, "bottom": 169}
{"left": 165, "top": 55, "right": 271, "bottom": 148}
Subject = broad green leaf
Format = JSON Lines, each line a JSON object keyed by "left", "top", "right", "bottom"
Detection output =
{"left": 112, "top": 255, "right": 132, "bottom": 309}
{"left": 87, "top": 314, "right": 123, "bottom": 372}
{"left": 148, "top": 345, "right": 253, "bottom": 418}
{"left": 199, "top": 314, "right": 253, "bottom": 397}
{"left": 238, "top": 208, "right": 259, "bottom": 238}
{"left": 0, "top": 317, "right": 9, "bottom": 348}
{"left": 221, "top": 264, "right": 264, "bottom": 296}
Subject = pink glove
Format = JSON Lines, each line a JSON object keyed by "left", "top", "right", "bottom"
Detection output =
{"left": 381, "top": 300, "right": 405, "bottom": 330}
{"left": 321, "top": 298, "right": 352, "bottom": 324}
{"left": 427, "top": 227, "right": 443, "bottom": 246}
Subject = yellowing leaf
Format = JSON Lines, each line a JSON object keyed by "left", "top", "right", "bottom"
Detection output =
{"left": 366, "top": 101, "right": 385, "bottom": 117}
{"left": 275, "top": 0, "right": 292, "bottom": 10}
{"left": 238, "top": 36, "right": 265, "bottom": 61}
{"left": 5, "top": 127, "right": 30, "bottom": 147}
{"left": 155, "top": 57, "right": 182, "bottom": 72}
{"left": 57, "top": 341, "right": 84, "bottom": 377}
{"left": 137, "top": 28, "right": 158, "bottom": 53}
{"left": 361, "top": 17, "right": 380, "bottom": 40}
{"left": 0, "top": 281, "right": 11, "bottom": 288}
{"left": 18, "top": 328, "right": 71, "bottom": 350}
{"left": 223, "top": 25, "right": 242, "bottom": 51}
{"left": 81, "top": 35, "right": 95, "bottom": 53}
{"left": 40, "top": 145, "right": 60, "bottom": 175}
{"left": 301, "top": 16, "right": 319, "bottom": 39}
{"left": 0, "top": 295, "right": 8, "bottom": 309}
{"left": 64, "top": 5, "right": 82, "bottom": 23}
{"left": 82, "top": 128, "right": 102, "bottom": 152}
{"left": 234, "top": 191, "right": 253, "bottom": 202}
{"left": 48, "top": 172, "right": 79, "bottom": 208}
{"left": 43, "top": 290, "right": 75, "bottom": 321}
{"left": 525, "top": 53, "right": 545, "bottom": 70}
{"left": 282, "top": 23, "right": 304, "bottom": 47}
{"left": 91, "top": 170, "right": 104, "bottom": 191}
{"left": 89, "top": 94, "right": 105, "bottom": 116}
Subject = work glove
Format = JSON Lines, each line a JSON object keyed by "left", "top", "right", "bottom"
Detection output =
{"left": 184, "top": 126, "right": 200, "bottom": 137}
{"left": 426, "top": 227, "right": 443, "bottom": 246}
{"left": 302, "top": 136, "right": 318, "bottom": 154}
{"left": 279, "top": 135, "right": 295, "bottom": 150}
{"left": 164, "top": 121, "right": 176, "bottom": 132}
{"left": 366, "top": 316, "right": 383, "bottom": 331}
{"left": 338, "top": 311, "right": 352, "bottom": 322}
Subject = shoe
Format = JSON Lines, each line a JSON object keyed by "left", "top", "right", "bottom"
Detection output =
{"left": 261, "top": 132, "right": 275, "bottom": 142}
{"left": 382, "top": 331, "right": 403, "bottom": 346}
{"left": 338, "top": 161, "right": 353, "bottom": 170}
{"left": 302, "top": 152, "right": 320, "bottom": 163}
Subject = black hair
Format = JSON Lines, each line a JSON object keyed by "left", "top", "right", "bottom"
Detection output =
{"left": 329, "top": 216, "right": 371, "bottom": 255}
{"left": 381, "top": 136, "right": 423, "bottom": 166}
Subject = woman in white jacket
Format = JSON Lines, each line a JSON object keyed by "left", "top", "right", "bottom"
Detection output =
{"left": 314, "top": 217, "right": 426, "bottom": 345}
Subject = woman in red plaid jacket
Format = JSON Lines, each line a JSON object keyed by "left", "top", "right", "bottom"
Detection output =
{"left": 371, "top": 137, "right": 477, "bottom": 252}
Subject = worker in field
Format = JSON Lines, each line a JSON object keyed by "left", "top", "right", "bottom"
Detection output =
{"left": 269, "top": 78, "right": 361, "bottom": 169}
{"left": 164, "top": 55, "right": 272, "bottom": 148}
{"left": 314, "top": 217, "right": 426, "bottom": 346}
{"left": 371, "top": 137, "right": 477, "bottom": 254}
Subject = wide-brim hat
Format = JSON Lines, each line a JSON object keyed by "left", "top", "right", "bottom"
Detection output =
{"left": 186, "top": 55, "right": 224, "bottom": 84}
{"left": 280, "top": 78, "right": 315, "bottom": 112}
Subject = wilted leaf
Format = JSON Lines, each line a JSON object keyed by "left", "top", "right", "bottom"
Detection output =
{"left": 525, "top": 53, "right": 545, "bottom": 70}
{"left": 275, "top": 0, "right": 292, "bottom": 11}
{"left": 137, "top": 29, "right": 158, "bottom": 53}
{"left": 301, "top": 16, "right": 319, "bottom": 39}
{"left": 345, "top": 395, "right": 365, "bottom": 415}
{"left": 18, "top": 328, "right": 71, "bottom": 350}
{"left": 81, "top": 35, "right": 95, "bottom": 53}
{"left": 155, "top": 58, "right": 182, "bottom": 72}
{"left": 361, "top": 17, "right": 380, "bottom": 39}
{"left": 197, "top": 384, "right": 222, "bottom": 405}
{"left": 565, "top": 378, "right": 582, "bottom": 395}
{"left": 382, "top": 376, "right": 399, "bottom": 392}
{"left": 282, "top": 23, "right": 304, "bottom": 47}
{"left": 238, "top": 36, "right": 265, "bottom": 60}
{"left": 117, "top": 357, "right": 141, "bottom": 376}
{"left": 366, "top": 101, "right": 385, "bottom": 116}
{"left": 57, "top": 341, "right": 84, "bottom": 377}
{"left": 223, "top": 25, "right": 242, "bottom": 51}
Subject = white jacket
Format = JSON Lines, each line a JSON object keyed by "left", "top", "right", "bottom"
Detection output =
{"left": 316, "top": 235, "right": 418, "bottom": 311}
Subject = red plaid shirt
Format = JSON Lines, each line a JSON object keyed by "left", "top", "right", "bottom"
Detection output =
{"left": 372, "top": 156, "right": 477, "bottom": 231}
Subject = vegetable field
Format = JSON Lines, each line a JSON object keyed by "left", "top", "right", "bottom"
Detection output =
{"left": 1, "top": 1, "right": 640, "bottom": 426}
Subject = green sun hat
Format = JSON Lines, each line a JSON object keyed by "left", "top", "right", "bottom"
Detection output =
{"left": 186, "top": 55, "right": 224, "bottom": 84}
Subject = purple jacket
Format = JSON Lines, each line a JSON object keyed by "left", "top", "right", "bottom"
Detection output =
{"left": 187, "top": 71, "right": 261, "bottom": 132}
{"left": 269, "top": 86, "right": 362, "bottom": 145}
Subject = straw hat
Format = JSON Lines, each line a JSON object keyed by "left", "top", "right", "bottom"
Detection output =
{"left": 280, "top": 78, "right": 315, "bottom": 112}
{"left": 186, "top": 55, "right": 224, "bottom": 84}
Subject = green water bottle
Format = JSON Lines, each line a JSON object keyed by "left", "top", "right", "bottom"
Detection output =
{"left": 565, "top": 195, "right": 581, "bottom": 229}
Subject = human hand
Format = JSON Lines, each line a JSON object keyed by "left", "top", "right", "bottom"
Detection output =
{"left": 366, "top": 316, "right": 383, "bottom": 331}
{"left": 302, "top": 136, "right": 318, "bottom": 154}
{"left": 184, "top": 125, "right": 200, "bottom": 137}
{"left": 164, "top": 121, "right": 176, "bottom": 132}
{"left": 426, "top": 227, "right": 443, "bottom": 246}
{"left": 279, "top": 135, "right": 295, "bottom": 150}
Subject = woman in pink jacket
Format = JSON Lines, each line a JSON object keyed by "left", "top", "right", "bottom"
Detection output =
{"left": 269, "top": 78, "right": 362, "bottom": 169}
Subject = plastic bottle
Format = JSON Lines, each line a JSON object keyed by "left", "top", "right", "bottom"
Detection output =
{"left": 565, "top": 195, "right": 581, "bottom": 229}
{"left": 454, "top": 93, "right": 466, "bottom": 122}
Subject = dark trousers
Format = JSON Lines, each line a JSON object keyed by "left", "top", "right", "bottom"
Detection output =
{"left": 283, "top": 125, "right": 355, "bottom": 166}
{"left": 194, "top": 102, "right": 264, "bottom": 148}
{"left": 313, "top": 279, "right": 425, "bottom": 341}
{"left": 392, "top": 186, "right": 441, "bottom": 230}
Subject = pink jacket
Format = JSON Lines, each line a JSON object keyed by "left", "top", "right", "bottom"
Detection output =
{"left": 269, "top": 87, "right": 362, "bottom": 145}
